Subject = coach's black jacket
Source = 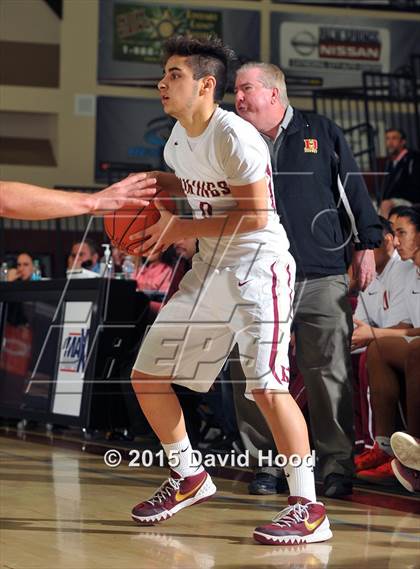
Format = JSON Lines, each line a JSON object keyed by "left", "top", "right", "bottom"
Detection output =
{"left": 271, "top": 109, "right": 382, "bottom": 278}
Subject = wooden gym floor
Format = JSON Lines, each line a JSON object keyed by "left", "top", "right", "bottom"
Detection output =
{"left": 0, "top": 429, "right": 419, "bottom": 569}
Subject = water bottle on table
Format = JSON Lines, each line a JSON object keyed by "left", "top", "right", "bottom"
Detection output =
{"left": 122, "top": 256, "right": 135, "bottom": 280}
{"left": 31, "top": 260, "right": 42, "bottom": 281}
{"left": 0, "top": 262, "right": 8, "bottom": 282}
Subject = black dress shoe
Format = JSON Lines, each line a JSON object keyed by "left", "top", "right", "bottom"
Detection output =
{"left": 249, "top": 471, "right": 288, "bottom": 495}
{"left": 323, "top": 473, "right": 353, "bottom": 498}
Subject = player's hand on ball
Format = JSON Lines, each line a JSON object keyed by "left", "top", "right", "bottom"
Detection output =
{"left": 90, "top": 172, "right": 157, "bottom": 214}
{"left": 131, "top": 198, "right": 181, "bottom": 256}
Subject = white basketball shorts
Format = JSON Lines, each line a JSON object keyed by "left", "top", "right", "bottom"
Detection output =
{"left": 133, "top": 254, "right": 295, "bottom": 400}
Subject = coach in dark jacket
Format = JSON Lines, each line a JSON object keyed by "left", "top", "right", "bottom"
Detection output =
{"left": 233, "top": 62, "right": 382, "bottom": 498}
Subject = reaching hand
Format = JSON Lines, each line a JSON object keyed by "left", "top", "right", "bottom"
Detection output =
{"left": 90, "top": 172, "right": 156, "bottom": 214}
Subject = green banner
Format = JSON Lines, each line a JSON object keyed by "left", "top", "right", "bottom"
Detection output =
{"left": 114, "top": 4, "right": 223, "bottom": 63}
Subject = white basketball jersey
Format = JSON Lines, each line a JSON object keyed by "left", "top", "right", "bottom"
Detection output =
{"left": 355, "top": 253, "right": 414, "bottom": 327}
{"left": 164, "top": 107, "right": 290, "bottom": 268}
{"left": 404, "top": 265, "right": 420, "bottom": 327}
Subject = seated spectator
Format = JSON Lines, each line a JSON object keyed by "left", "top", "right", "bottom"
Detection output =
{"left": 67, "top": 239, "right": 101, "bottom": 274}
{"left": 379, "top": 128, "right": 420, "bottom": 217}
{"left": 8, "top": 253, "right": 35, "bottom": 281}
{"left": 352, "top": 207, "right": 420, "bottom": 484}
{"left": 134, "top": 248, "right": 178, "bottom": 318}
{"left": 388, "top": 204, "right": 412, "bottom": 230}
{"left": 353, "top": 216, "right": 414, "bottom": 338}
{"left": 351, "top": 216, "right": 413, "bottom": 450}
{"left": 111, "top": 247, "right": 126, "bottom": 274}
{"left": 134, "top": 248, "right": 175, "bottom": 293}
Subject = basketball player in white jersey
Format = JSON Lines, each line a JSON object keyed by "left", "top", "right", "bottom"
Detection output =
{"left": 129, "top": 36, "right": 332, "bottom": 545}
{"left": 353, "top": 216, "right": 414, "bottom": 341}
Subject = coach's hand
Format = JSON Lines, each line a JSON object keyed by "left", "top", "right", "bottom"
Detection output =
{"left": 352, "top": 249, "right": 375, "bottom": 291}
{"left": 131, "top": 199, "right": 181, "bottom": 256}
{"left": 90, "top": 173, "right": 156, "bottom": 214}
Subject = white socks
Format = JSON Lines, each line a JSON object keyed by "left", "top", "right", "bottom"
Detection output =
{"left": 284, "top": 454, "right": 317, "bottom": 503}
{"left": 162, "top": 434, "right": 204, "bottom": 478}
{"left": 376, "top": 436, "right": 393, "bottom": 456}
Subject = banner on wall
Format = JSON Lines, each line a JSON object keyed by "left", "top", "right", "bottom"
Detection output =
{"left": 114, "top": 4, "right": 222, "bottom": 63}
{"left": 98, "top": 0, "right": 260, "bottom": 85}
{"left": 281, "top": 22, "right": 390, "bottom": 75}
{"left": 272, "top": 0, "right": 417, "bottom": 5}
{"left": 271, "top": 12, "right": 420, "bottom": 90}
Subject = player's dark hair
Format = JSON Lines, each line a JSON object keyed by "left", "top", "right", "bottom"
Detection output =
{"left": 395, "top": 207, "right": 420, "bottom": 232}
{"left": 378, "top": 215, "right": 394, "bottom": 237}
{"left": 162, "top": 36, "right": 235, "bottom": 102}
{"left": 385, "top": 127, "right": 407, "bottom": 141}
{"left": 17, "top": 251, "right": 33, "bottom": 261}
{"left": 388, "top": 204, "right": 409, "bottom": 219}
{"left": 73, "top": 238, "right": 99, "bottom": 257}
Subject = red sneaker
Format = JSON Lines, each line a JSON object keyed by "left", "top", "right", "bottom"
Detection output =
{"left": 354, "top": 443, "right": 391, "bottom": 472}
{"left": 131, "top": 469, "right": 216, "bottom": 525}
{"left": 253, "top": 497, "right": 332, "bottom": 545}
{"left": 390, "top": 432, "right": 420, "bottom": 471}
{"left": 356, "top": 459, "right": 395, "bottom": 485}
{"left": 391, "top": 459, "right": 420, "bottom": 493}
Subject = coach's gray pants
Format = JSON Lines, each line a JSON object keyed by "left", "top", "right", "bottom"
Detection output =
{"left": 232, "top": 274, "right": 355, "bottom": 480}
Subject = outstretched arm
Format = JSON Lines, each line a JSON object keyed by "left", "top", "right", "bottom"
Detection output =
{"left": 0, "top": 173, "right": 156, "bottom": 220}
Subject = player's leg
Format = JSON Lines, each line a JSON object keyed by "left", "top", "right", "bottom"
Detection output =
{"left": 130, "top": 368, "right": 216, "bottom": 525}
{"left": 355, "top": 337, "right": 409, "bottom": 483}
{"left": 365, "top": 337, "right": 407, "bottom": 441}
{"left": 233, "top": 257, "right": 331, "bottom": 545}
{"left": 131, "top": 370, "right": 187, "bottom": 443}
{"left": 129, "top": 263, "right": 232, "bottom": 524}
{"left": 252, "top": 391, "right": 310, "bottom": 457}
{"left": 251, "top": 389, "right": 332, "bottom": 545}
{"left": 404, "top": 339, "right": 420, "bottom": 438}
{"left": 390, "top": 340, "right": 420, "bottom": 491}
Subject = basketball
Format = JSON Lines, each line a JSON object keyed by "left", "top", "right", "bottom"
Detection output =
{"left": 104, "top": 190, "right": 176, "bottom": 255}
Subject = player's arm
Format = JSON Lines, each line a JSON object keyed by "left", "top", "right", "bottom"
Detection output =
{"left": 0, "top": 173, "right": 156, "bottom": 220}
{"left": 133, "top": 177, "right": 269, "bottom": 254}
{"left": 148, "top": 170, "right": 184, "bottom": 198}
{"left": 351, "top": 319, "right": 419, "bottom": 349}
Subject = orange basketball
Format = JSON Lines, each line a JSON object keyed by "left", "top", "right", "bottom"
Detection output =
{"left": 104, "top": 190, "right": 176, "bottom": 255}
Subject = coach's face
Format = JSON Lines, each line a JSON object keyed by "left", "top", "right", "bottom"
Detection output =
{"left": 235, "top": 68, "right": 274, "bottom": 130}
{"left": 158, "top": 55, "right": 200, "bottom": 118}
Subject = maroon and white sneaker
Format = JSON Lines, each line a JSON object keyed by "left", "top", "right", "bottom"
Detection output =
{"left": 391, "top": 459, "right": 420, "bottom": 493}
{"left": 390, "top": 432, "right": 420, "bottom": 471}
{"left": 253, "top": 497, "right": 332, "bottom": 545}
{"left": 131, "top": 469, "right": 216, "bottom": 525}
